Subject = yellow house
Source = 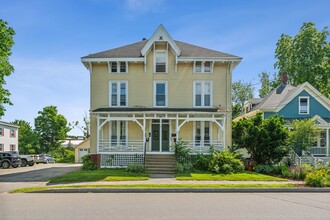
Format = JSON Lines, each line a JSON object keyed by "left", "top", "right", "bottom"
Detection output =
{"left": 81, "top": 25, "right": 242, "bottom": 171}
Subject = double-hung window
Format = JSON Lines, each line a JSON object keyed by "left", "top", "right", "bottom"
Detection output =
{"left": 155, "top": 51, "right": 167, "bottom": 73}
{"left": 110, "top": 62, "right": 127, "bottom": 73}
{"left": 0, "top": 128, "right": 3, "bottom": 136}
{"left": 109, "top": 81, "right": 128, "bottom": 107}
{"left": 110, "top": 121, "right": 127, "bottom": 146}
{"left": 10, "top": 129, "right": 16, "bottom": 138}
{"left": 0, "top": 143, "right": 3, "bottom": 151}
{"left": 194, "top": 81, "right": 212, "bottom": 107}
{"left": 154, "top": 81, "right": 168, "bottom": 107}
{"left": 194, "top": 61, "right": 212, "bottom": 73}
{"left": 194, "top": 121, "right": 211, "bottom": 146}
{"left": 10, "top": 144, "right": 15, "bottom": 151}
{"left": 299, "top": 97, "right": 309, "bottom": 114}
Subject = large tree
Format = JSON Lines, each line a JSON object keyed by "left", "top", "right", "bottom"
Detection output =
{"left": 232, "top": 113, "right": 289, "bottom": 164}
{"left": 274, "top": 22, "right": 330, "bottom": 98}
{"left": 12, "top": 120, "right": 40, "bottom": 154}
{"left": 0, "top": 19, "right": 15, "bottom": 117}
{"left": 34, "top": 106, "right": 71, "bottom": 153}
{"left": 258, "top": 71, "right": 279, "bottom": 98}
{"left": 232, "top": 80, "right": 254, "bottom": 118}
{"left": 288, "top": 119, "right": 319, "bottom": 155}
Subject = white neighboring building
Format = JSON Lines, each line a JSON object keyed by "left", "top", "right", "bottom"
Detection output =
{"left": 0, "top": 121, "right": 19, "bottom": 152}
{"left": 61, "top": 138, "right": 85, "bottom": 148}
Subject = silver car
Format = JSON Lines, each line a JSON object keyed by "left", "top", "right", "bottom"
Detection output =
{"left": 35, "top": 154, "right": 55, "bottom": 164}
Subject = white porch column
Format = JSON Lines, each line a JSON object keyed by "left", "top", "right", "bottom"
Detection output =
{"left": 223, "top": 116, "right": 226, "bottom": 148}
{"left": 327, "top": 128, "right": 329, "bottom": 157}
{"left": 96, "top": 116, "right": 100, "bottom": 153}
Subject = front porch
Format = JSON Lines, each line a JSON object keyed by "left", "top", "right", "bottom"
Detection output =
{"left": 93, "top": 109, "right": 228, "bottom": 167}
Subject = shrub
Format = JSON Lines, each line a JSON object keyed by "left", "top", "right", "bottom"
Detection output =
{"left": 273, "top": 163, "right": 288, "bottom": 175}
{"left": 254, "top": 164, "right": 274, "bottom": 174}
{"left": 172, "top": 140, "right": 190, "bottom": 162}
{"left": 126, "top": 163, "right": 145, "bottom": 173}
{"left": 281, "top": 165, "right": 312, "bottom": 180}
{"left": 192, "top": 154, "right": 210, "bottom": 171}
{"left": 304, "top": 169, "right": 326, "bottom": 187}
{"left": 176, "top": 162, "right": 193, "bottom": 173}
{"left": 209, "top": 150, "right": 244, "bottom": 174}
{"left": 81, "top": 154, "right": 97, "bottom": 171}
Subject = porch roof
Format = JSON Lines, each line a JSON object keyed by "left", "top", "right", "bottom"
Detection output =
{"left": 93, "top": 107, "right": 223, "bottom": 113}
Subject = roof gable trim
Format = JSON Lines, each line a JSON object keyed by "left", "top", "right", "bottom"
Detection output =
{"left": 141, "top": 24, "right": 181, "bottom": 56}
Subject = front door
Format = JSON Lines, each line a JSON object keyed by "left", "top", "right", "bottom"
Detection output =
{"left": 151, "top": 120, "right": 170, "bottom": 152}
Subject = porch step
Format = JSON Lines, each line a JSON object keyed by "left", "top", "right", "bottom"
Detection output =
{"left": 145, "top": 154, "right": 176, "bottom": 174}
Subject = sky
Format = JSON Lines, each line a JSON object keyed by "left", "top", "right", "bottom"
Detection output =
{"left": 1, "top": 0, "right": 329, "bottom": 136}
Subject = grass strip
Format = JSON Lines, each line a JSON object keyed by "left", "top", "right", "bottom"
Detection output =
{"left": 49, "top": 169, "right": 149, "bottom": 183}
{"left": 176, "top": 171, "right": 287, "bottom": 182}
{"left": 11, "top": 183, "right": 296, "bottom": 193}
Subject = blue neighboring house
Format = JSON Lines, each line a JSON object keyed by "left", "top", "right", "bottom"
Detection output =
{"left": 235, "top": 77, "right": 330, "bottom": 161}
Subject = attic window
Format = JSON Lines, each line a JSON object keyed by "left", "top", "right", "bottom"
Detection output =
{"left": 299, "top": 97, "right": 309, "bottom": 114}
{"left": 194, "top": 61, "right": 213, "bottom": 73}
{"left": 155, "top": 51, "right": 167, "bottom": 73}
{"left": 110, "top": 62, "right": 128, "bottom": 73}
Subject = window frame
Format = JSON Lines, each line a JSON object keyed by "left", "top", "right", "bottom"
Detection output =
{"left": 299, "top": 96, "right": 309, "bottom": 115}
{"left": 109, "top": 61, "right": 128, "bottom": 74}
{"left": 109, "top": 81, "right": 128, "bottom": 107}
{"left": 10, "top": 129, "right": 16, "bottom": 138}
{"left": 193, "top": 121, "right": 212, "bottom": 147}
{"left": 194, "top": 61, "right": 213, "bottom": 73}
{"left": 110, "top": 121, "right": 128, "bottom": 147}
{"left": 153, "top": 80, "right": 168, "bottom": 107}
{"left": 10, "top": 144, "right": 15, "bottom": 151}
{"left": 154, "top": 50, "right": 168, "bottom": 73}
{"left": 0, "top": 143, "right": 3, "bottom": 151}
{"left": 0, "top": 128, "right": 3, "bottom": 136}
{"left": 193, "top": 80, "right": 213, "bottom": 107}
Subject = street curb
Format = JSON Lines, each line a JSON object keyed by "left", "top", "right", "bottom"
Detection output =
{"left": 31, "top": 188, "right": 330, "bottom": 193}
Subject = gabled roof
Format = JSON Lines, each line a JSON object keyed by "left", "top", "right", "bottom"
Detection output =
{"left": 82, "top": 25, "right": 241, "bottom": 62}
{"left": 251, "top": 82, "right": 330, "bottom": 112}
{"left": 141, "top": 24, "right": 181, "bottom": 56}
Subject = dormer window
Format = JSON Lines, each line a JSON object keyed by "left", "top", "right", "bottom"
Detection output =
{"left": 299, "top": 97, "right": 309, "bottom": 114}
{"left": 194, "top": 61, "right": 213, "bottom": 73}
{"left": 110, "top": 62, "right": 127, "bottom": 73}
{"left": 155, "top": 51, "right": 167, "bottom": 73}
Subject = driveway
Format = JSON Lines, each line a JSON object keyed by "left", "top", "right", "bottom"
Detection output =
{"left": 0, "top": 163, "right": 81, "bottom": 193}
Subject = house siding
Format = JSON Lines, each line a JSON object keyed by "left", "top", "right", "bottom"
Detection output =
{"left": 264, "top": 90, "right": 330, "bottom": 119}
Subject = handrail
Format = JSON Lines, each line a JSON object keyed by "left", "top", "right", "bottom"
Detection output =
{"left": 290, "top": 149, "right": 302, "bottom": 165}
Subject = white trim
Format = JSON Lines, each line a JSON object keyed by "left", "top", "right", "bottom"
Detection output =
{"left": 108, "top": 61, "right": 128, "bottom": 74}
{"left": 141, "top": 24, "right": 181, "bottom": 56}
{"left": 153, "top": 80, "right": 168, "bottom": 107}
{"left": 178, "top": 57, "right": 241, "bottom": 62}
{"left": 82, "top": 57, "right": 144, "bottom": 63}
{"left": 275, "top": 82, "right": 330, "bottom": 112}
{"left": 154, "top": 50, "right": 168, "bottom": 73}
{"left": 193, "top": 80, "right": 213, "bottom": 108}
{"left": 193, "top": 121, "right": 212, "bottom": 147}
{"left": 299, "top": 96, "right": 309, "bottom": 115}
{"left": 193, "top": 61, "right": 213, "bottom": 74}
{"left": 109, "top": 81, "right": 128, "bottom": 107}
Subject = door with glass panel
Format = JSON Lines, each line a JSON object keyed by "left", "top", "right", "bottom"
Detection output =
{"left": 151, "top": 120, "right": 170, "bottom": 152}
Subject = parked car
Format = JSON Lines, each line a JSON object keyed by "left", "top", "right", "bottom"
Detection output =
{"left": 4, "top": 151, "right": 35, "bottom": 167}
{"left": 35, "top": 154, "right": 55, "bottom": 164}
{"left": 0, "top": 152, "right": 22, "bottom": 169}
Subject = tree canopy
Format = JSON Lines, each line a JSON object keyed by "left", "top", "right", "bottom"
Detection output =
{"left": 12, "top": 120, "right": 40, "bottom": 154}
{"left": 274, "top": 22, "right": 330, "bottom": 98}
{"left": 0, "top": 19, "right": 15, "bottom": 117}
{"left": 34, "top": 106, "right": 71, "bottom": 153}
{"left": 232, "top": 113, "right": 289, "bottom": 164}
{"left": 232, "top": 80, "right": 254, "bottom": 118}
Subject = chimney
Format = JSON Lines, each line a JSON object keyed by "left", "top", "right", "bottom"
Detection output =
{"left": 276, "top": 72, "right": 288, "bottom": 94}
{"left": 280, "top": 72, "right": 288, "bottom": 85}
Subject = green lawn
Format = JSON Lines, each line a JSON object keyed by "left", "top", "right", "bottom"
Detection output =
{"left": 11, "top": 183, "right": 296, "bottom": 193}
{"left": 176, "top": 171, "right": 287, "bottom": 181}
{"left": 326, "top": 174, "right": 330, "bottom": 187}
{"left": 49, "top": 169, "right": 149, "bottom": 183}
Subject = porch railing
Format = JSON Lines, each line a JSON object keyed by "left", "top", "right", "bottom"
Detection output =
{"left": 185, "top": 140, "right": 224, "bottom": 154}
{"left": 99, "top": 140, "right": 144, "bottom": 152}
{"left": 310, "top": 147, "right": 327, "bottom": 156}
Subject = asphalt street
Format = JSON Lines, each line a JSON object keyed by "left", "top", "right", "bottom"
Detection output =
{"left": 1, "top": 193, "right": 330, "bottom": 219}
{"left": 0, "top": 163, "right": 81, "bottom": 193}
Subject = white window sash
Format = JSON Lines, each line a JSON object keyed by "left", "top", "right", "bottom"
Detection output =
{"left": 153, "top": 81, "right": 168, "bottom": 107}
{"left": 193, "top": 81, "right": 212, "bottom": 107}
{"left": 109, "top": 81, "right": 128, "bottom": 107}
{"left": 299, "top": 96, "right": 309, "bottom": 114}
